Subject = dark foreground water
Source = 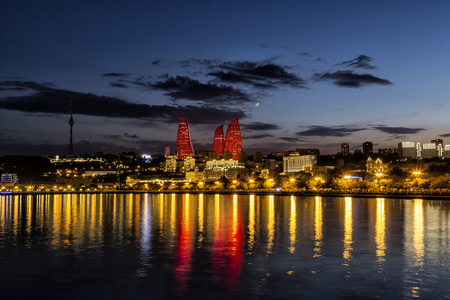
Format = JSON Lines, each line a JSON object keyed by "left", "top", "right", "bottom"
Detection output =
{"left": 1, "top": 193, "right": 449, "bottom": 299}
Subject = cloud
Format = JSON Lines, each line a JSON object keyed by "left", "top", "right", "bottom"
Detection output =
{"left": 109, "top": 82, "right": 128, "bottom": 88}
{"left": 341, "top": 55, "right": 377, "bottom": 69}
{"left": 297, "top": 52, "right": 312, "bottom": 57}
{"left": 439, "top": 133, "right": 450, "bottom": 137}
{"left": 258, "top": 43, "right": 269, "bottom": 49}
{"left": 151, "top": 59, "right": 161, "bottom": 65}
{"left": 241, "top": 122, "right": 281, "bottom": 131}
{"left": 373, "top": 126, "right": 426, "bottom": 135}
{"left": 279, "top": 137, "right": 301, "bottom": 143}
{"left": 101, "top": 73, "right": 131, "bottom": 77}
{"left": 244, "top": 134, "right": 273, "bottom": 139}
{"left": 313, "top": 71, "right": 392, "bottom": 87}
{"left": 210, "top": 61, "right": 306, "bottom": 89}
{"left": 134, "top": 75, "right": 253, "bottom": 105}
{"left": 0, "top": 81, "right": 248, "bottom": 124}
{"left": 124, "top": 133, "right": 139, "bottom": 139}
{"left": 297, "top": 125, "right": 365, "bottom": 137}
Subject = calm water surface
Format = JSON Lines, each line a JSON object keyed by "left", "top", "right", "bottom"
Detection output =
{"left": 1, "top": 193, "right": 449, "bottom": 299}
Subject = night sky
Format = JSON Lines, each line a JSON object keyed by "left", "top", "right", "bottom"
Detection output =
{"left": 1, "top": 1, "right": 450, "bottom": 156}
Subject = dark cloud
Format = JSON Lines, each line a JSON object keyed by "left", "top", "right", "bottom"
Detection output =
{"left": 0, "top": 81, "right": 248, "bottom": 124}
{"left": 135, "top": 75, "right": 253, "bottom": 105}
{"left": 124, "top": 133, "right": 139, "bottom": 139}
{"left": 151, "top": 59, "right": 161, "bottom": 65}
{"left": 297, "top": 52, "right": 312, "bottom": 57}
{"left": 241, "top": 122, "right": 281, "bottom": 131}
{"left": 373, "top": 126, "right": 426, "bottom": 135}
{"left": 341, "top": 55, "right": 377, "bottom": 69}
{"left": 109, "top": 82, "right": 128, "bottom": 88}
{"left": 279, "top": 137, "right": 301, "bottom": 143}
{"left": 297, "top": 125, "right": 365, "bottom": 137}
{"left": 244, "top": 134, "right": 273, "bottom": 139}
{"left": 210, "top": 61, "right": 306, "bottom": 89}
{"left": 258, "top": 44, "right": 269, "bottom": 49}
{"left": 313, "top": 71, "right": 392, "bottom": 87}
{"left": 177, "top": 58, "right": 222, "bottom": 69}
{"left": 439, "top": 133, "right": 450, "bottom": 137}
{"left": 101, "top": 73, "right": 131, "bottom": 77}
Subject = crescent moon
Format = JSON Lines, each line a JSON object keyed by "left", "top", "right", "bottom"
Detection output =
{"left": 256, "top": 101, "right": 260, "bottom": 107}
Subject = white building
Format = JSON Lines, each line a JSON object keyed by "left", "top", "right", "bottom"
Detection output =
{"left": 283, "top": 154, "right": 316, "bottom": 173}
{"left": 398, "top": 142, "right": 417, "bottom": 159}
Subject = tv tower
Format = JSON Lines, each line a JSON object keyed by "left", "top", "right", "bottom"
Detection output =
{"left": 68, "top": 101, "right": 74, "bottom": 155}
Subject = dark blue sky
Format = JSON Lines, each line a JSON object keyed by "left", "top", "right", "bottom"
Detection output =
{"left": 1, "top": 0, "right": 449, "bottom": 156}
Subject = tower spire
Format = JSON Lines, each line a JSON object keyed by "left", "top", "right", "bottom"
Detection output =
{"left": 68, "top": 101, "right": 74, "bottom": 155}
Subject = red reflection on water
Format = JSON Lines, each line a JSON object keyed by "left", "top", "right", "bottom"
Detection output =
{"left": 211, "top": 196, "right": 244, "bottom": 289}
{"left": 172, "top": 196, "right": 194, "bottom": 295}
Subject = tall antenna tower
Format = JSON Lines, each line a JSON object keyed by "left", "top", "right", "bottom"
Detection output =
{"left": 68, "top": 101, "right": 74, "bottom": 155}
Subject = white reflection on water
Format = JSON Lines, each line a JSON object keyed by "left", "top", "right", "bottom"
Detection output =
{"left": 137, "top": 195, "right": 152, "bottom": 277}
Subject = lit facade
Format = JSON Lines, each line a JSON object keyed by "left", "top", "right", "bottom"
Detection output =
{"left": 212, "top": 125, "right": 225, "bottom": 155}
{"left": 341, "top": 143, "right": 349, "bottom": 155}
{"left": 398, "top": 142, "right": 417, "bottom": 159}
{"left": 225, "top": 119, "right": 242, "bottom": 159}
{"left": 176, "top": 115, "right": 195, "bottom": 160}
{"left": 283, "top": 154, "right": 317, "bottom": 173}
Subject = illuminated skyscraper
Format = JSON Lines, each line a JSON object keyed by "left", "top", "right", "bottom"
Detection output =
{"left": 212, "top": 125, "right": 225, "bottom": 156}
{"left": 225, "top": 119, "right": 242, "bottom": 159}
{"left": 176, "top": 115, "right": 195, "bottom": 160}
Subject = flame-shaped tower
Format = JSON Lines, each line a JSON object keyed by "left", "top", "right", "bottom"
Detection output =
{"left": 176, "top": 115, "right": 195, "bottom": 160}
{"left": 225, "top": 119, "right": 242, "bottom": 159}
{"left": 212, "top": 125, "right": 225, "bottom": 156}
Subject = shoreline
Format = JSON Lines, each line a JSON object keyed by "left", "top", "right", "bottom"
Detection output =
{"left": 3, "top": 190, "right": 450, "bottom": 200}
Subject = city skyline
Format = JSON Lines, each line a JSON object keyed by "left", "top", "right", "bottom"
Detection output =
{"left": 1, "top": 1, "right": 450, "bottom": 156}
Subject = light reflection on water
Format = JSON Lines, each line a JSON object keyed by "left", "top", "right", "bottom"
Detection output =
{"left": 1, "top": 193, "right": 450, "bottom": 299}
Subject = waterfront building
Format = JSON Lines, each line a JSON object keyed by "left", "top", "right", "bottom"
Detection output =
{"left": 283, "top": 154, "right": 317, "bottom": 173}
{"left": 224, "top": 119, "right": 242, "bottom": 159}
{"left": 176, "top": 115, "right": 195, "bottom": 160}
{"left": 165, "top": 146, "right": 170, "bottom": 157}
{"left": 185, "top": 169, "right": 204, "bottom": 182}
{"left": 212, "top": 125, "right": 225, "bottom": 156}
{"left": 1, "top": 173, "right": 18, "bottom": 187}
{"left": 184, "top": 156, "right": 196, "bottom": 171}
{"left": 203, "top": 165, "right": 246, "bottom": 180}
{"left": 206, "top": 159, "right": 238, "bottom": 168}
{"left": 165, "top": 156, "right": 177, "bottom": 172}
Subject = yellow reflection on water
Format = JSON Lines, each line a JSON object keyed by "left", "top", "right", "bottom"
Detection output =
{"left": 248, "top": 195, "right": 255, "bottom": 253}
{"left": 267, "top": 195, "right": 275, "bottom": 255}
{"left": 198, "top": 194, "right": 204, "bottom": 247}
{"left": 375, "top": 198, "right": 386, "bottom": 265}
{"left": 314, "top": 196, "right": 323, "bottom": 258}
{"left": 343, "top": 197, "right": 353, "bottom": 262}
{"left": 413, "top": 199, "right": 424, "bottom": 267}
{"left": 289, "top": 196, "right": 297, "bottom": 253}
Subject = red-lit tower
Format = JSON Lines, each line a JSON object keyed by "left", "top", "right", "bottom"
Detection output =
{"left": 225, "top": 119, "right": 242, "bottom": 159}
{"left": 176, "top": 115, "right": 195, "bottom": 160}
{"left": 212, "top": 125, "right": 225, "bottom": 156}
